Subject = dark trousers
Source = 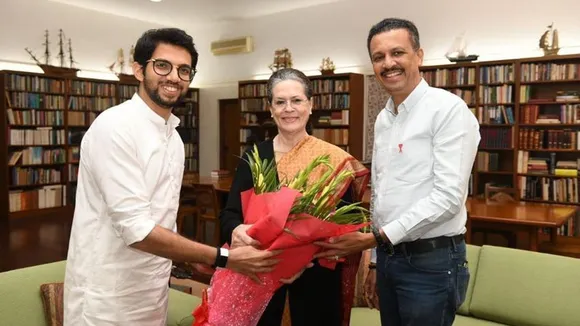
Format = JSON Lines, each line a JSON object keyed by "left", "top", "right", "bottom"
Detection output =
{"left": 376, "top": 236, "right": 470, "bottom": 326}
{"left": 257, "top": 262, "right": 343, "bottom": 326}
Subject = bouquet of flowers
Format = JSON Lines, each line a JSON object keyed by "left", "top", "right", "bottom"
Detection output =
{"left": 192, "top": 145, "right": 369, "bottom": 326}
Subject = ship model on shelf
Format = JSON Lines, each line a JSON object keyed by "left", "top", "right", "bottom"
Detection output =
{"left": 24, "top": 29, "right": 79, "bottom": 77}
{"left": 268, "top": 48, "right": 293, "bottom": 72}
{"left": 445, "top": 32, "right": 479, "bottom": 63}
{"left": 319, "top": 57, "right": 336, "bottom": 75}
{"left": 109, "top": 45, "right": 137, "bottom": 83}
{"left": 539, "top": 23, "right": 560, "bottom": 56}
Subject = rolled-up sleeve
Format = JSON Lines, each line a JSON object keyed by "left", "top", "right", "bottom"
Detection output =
{"left": 85, "top": 125, "right": 155, "bottom": 246}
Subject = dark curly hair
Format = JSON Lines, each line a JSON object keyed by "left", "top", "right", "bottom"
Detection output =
{"left": 133, "top": 28, "right": 198, "bottom": 69}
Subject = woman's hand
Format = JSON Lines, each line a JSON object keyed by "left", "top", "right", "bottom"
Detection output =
{"left": 232, "top": 224, "right": 261, "bottom": 249}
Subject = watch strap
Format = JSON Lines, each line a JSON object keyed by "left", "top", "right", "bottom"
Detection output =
{"left": 213, "top": 247, "right": 229, "bottom": 268}
{"left": 371, "top": 225, "right": 386, "bottom": 246}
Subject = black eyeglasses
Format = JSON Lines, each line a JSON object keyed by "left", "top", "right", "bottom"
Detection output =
{"left": 146, "top": 58, "right": 196, "bottom": 82}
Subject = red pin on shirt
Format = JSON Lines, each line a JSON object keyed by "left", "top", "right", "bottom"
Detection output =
{"left": 398, "top": 143, "right": 403, "bottom": 153}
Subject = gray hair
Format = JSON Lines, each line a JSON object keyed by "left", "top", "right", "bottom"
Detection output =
{"left": 266, "top": 68, "right": 313, "bottom": 103}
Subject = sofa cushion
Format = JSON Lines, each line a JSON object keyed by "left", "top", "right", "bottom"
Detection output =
{"left": 453, "top": 315, "right": 507, "bottom": 325}
{"left": 470, "top": 245, "right": 580, "bottom": 326}
{"left": 40, "top": 282, "right": 64, "bottom": 326}
{"left": 348, "top": 307, "right": 506, "bottom": 326}
{"left": 167, "top": 288, "right": 202, "bottom": 326}
{"left": 457, "top": 244, "right": 481, "bottom": 316}
{"left": 350, "top": 307, "right": 381, "bottom": 326}
{"left": 0, "top": 261, "right": 66, "bottom": 326}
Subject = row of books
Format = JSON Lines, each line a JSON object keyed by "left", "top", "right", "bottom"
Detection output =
{"left": 6, "top": 92, "right": 65, "bottom": 109}
{"left": 516, "top": 150, "right": 579, "bottom": 176}
{"left": 477, "top": 105, "right": 515, "bottom": 124}
{"left": 519, "top": 104, "right": 580, "bottom": 124}
{"left": 7, "top": 147, "right": 66, "bottom": 166}
{"left": 421, "top": 67, "right": 476, "bottom": 87}
{"left": 518, "top": 176, "right": 578, "bottom": 204}
{"left": 311, "top": 79, "right": 350, "bottom": 93}
{"left": 6, "top": 75, "right": 64, "bottom": 93}
{"left": 519, "top": 129, "right": 579, "bottom": 150}
{"left": 520, "top": 63, "right": 580, "bottom": 82}
{"left": 8, "top": 184, "right": 66, "bottom": 212}
{"left": 6, "top": 109, "right": 65, "bottom": 126}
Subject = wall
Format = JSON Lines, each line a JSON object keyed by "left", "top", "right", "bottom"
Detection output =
{"left": 0, "top": 0, "right": 173, "bottom": 74}
{"left": 193, "top": 0, "right": 580, "bottom": 173}
{"left": 196, "top": 0, "right": 580, "bottom": 86}
{"left": 3, "top": 0, "right": 580, "bottom": 174}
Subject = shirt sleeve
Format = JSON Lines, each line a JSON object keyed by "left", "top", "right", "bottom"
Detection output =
{"left": 85, "top": 125, "right": 156, "bottom": 246}
{"left": 382, "top": 100, "right": 480, "bottom": 245}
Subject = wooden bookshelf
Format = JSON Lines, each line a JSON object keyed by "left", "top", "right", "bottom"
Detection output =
{"left": 0, "top": 70, "right": 200, "bottom": 222}
{"left": 421, "top": 53, "right": 580, "bottom": 237}
{"left": 175, "top": 88, "right": 200, "bottom": 173}
{"left": 224, "top": 72, "right": 364, "bottom": 170}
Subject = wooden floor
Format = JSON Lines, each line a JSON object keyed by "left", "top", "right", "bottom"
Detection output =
{"left": 1, "top": 214, "right": 578, "bottom": 273}
{"left": 3, "top": 215, "right": 71, "bottom": 271}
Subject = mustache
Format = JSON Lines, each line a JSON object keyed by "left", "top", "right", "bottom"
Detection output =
{"left": 381, "top": 67, "right": 404, "bottom": 77}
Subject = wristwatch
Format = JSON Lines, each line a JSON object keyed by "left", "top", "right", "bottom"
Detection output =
{"left": 371, "top": 225, "right": 394, "bottom": 255}
{"left": 213, "top": 247, "right": 229, "bottom": 268}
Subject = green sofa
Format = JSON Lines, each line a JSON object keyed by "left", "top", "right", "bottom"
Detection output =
{"left": 0, "top": 261, "right": 200, "bottom": 326}
{"left": 2, "top": 245, "right": 579, "bottom": 326}
{"left": 350, "top": 244, "right": 580, "bottom": 326}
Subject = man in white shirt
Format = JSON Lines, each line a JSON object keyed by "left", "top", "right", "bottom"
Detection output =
{"left": 64, "top": 28, "right": 279, "bottom": 326}
{"left": 314, "top": 18, "right": 480, "bottom": 325}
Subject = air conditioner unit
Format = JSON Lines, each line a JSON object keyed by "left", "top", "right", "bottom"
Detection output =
{"left": 211, "top": 36, "right": 254, "bottom": 55}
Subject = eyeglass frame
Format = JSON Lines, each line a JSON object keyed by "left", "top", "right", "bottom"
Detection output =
{"left": 145, "top": 58, "right": 197, "bottom": 82}
{"left": 269, "top": 97, "right": 310, "bottom": 110}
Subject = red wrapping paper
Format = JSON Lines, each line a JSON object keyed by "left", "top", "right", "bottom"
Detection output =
{"left": 192, "top": 186, "right": 368, "bottom": 326}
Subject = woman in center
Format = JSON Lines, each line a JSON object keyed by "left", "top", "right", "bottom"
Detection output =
{"left": 219, "top": 68, "right": 369, "bottom": 326}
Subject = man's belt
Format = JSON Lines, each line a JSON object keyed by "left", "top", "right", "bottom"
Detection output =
{"left": 392, "top": 234, "right": 465, "bottom": 255}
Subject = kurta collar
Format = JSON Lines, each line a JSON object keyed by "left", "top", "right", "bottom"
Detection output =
{"left": 131, "top": 93, "right": 181, "bottom": 132}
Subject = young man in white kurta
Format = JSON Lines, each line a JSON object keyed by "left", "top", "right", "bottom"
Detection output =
{"left": 64, "top": 28, "right": 280, "bottom": 326}
{"left": 64, "top": 93, "right": 182, "bottom": 325}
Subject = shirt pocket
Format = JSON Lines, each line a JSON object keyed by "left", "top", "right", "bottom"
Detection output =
{"left": 389, "top": 138, "right": 433, "bottom": 183}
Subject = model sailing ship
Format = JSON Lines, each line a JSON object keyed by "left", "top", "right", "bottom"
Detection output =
{"left": 445, "top": 33, "right": 478, "bottom": 63}
{"left": 25, "top": 29, "right": 78, "bottom": 76}
{"left": 539, "top": 23, "right": 560, "bottom": 56}
{"left": 269, "top": 48, "right": 293, "bottom": 72}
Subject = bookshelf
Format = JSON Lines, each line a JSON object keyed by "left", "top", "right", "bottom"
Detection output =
{"left": 227, "top": 73, "right": 364, "bottom": 169}
{"left": 174, "top": 88, "right": 200, "bottom": 173}
{"left": 420, "top": 53, "right": 580, "bottom": 236}
{"left": 0, "top": 70, "right": 200, "bottom": 223}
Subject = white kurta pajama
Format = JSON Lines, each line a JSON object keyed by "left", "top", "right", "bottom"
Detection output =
{"left": 64, "top": 93, "right": 185, "bottom": 326}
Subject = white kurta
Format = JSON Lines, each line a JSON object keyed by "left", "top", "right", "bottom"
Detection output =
{"left": 63, "top": 93, "right": 185, "bottom": 326}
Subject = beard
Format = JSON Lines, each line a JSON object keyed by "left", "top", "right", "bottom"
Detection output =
{"left": 143, "top": 73, "right": 188, "bottom": 109}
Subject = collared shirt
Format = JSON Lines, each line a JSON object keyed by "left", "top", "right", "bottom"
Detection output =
{"left": 370, "top": 78, "right": 480, "bottom": 262}
{"left": 64, "top": 93, "right": 184, "bottom": 325}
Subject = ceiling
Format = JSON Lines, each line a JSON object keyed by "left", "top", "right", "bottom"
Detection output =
{"left": 48, "top": 0, "right": 348, "bottom": 30}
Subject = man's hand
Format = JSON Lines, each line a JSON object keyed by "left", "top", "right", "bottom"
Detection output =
{"left": 364, "top": 269, "right": 380, "bottom": 309}
{"left": 279, "top": 262, "right": 314, "bottom": 284}
{"left": 232, "top": 224, "right": 260, "bottom": 249}
{"left": 227, "top": 246, "right": 280, "bottom": 283}
{"left": 313, "top": 232, "right": 376, "bottom": 260}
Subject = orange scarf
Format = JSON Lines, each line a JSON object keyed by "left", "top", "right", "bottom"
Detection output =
{"left": 275, "top": 135, "right": 370, "bottom": 326}
{"left": 276, "top": 135, "right": 369, "bottom": 202}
